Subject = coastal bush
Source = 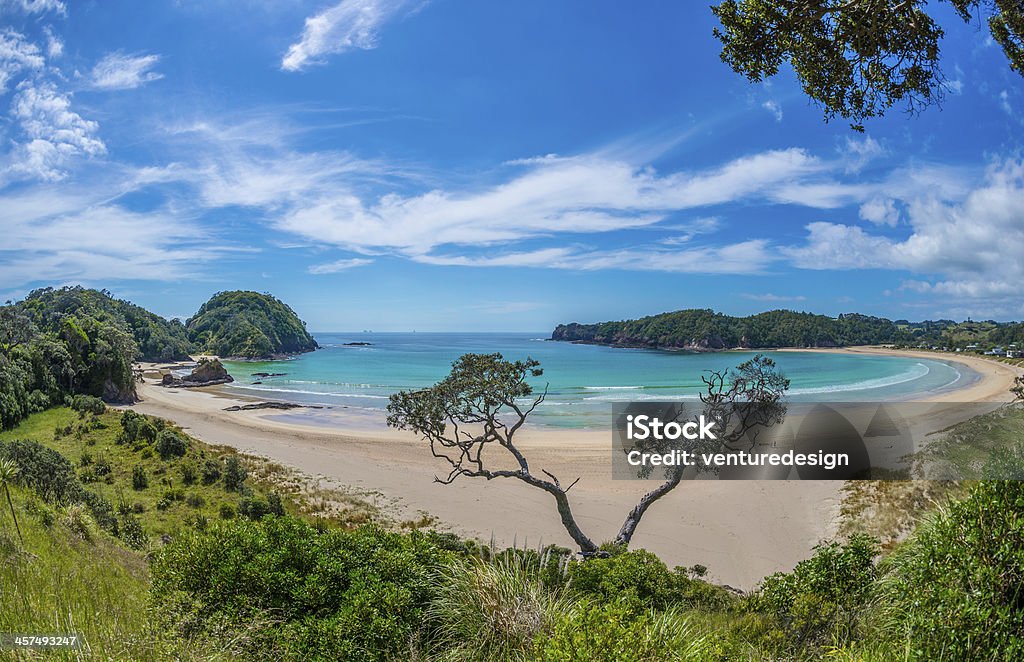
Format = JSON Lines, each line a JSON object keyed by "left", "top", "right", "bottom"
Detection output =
{"left": 749, "top": 534, "right": 878, "bottom": 654}
{"left": 568, "top": 549, "right": 735, "bottom": 612}
{"left": 118, "top": 410, "right": 158, "bottom": 445}
{"left": 150, "top": 517, "right": 452, "bottom": 660}
{"left": 71, "top": 394, "right": 106, "bottom": 417}
{"left": 223, "top": 455, "right": 247, "bottom": 492}
{"left": 534, "top": 600, "right": 732, "bottom": 661}
{"left": 201, "top": 458, "right": 222, "bottom": 484}
{"left": 873, "top": 481, "right": 1024, "bottom": 660}
{"left": 155, "top": 429, "right": 188, "bottom": 460}
{"left": 132, "top": 465, "right": 148, "bottom": 490}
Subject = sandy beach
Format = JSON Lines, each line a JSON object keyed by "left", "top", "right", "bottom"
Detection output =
{"left": 129, "top": 348, "right": 1022, "bottom": 591}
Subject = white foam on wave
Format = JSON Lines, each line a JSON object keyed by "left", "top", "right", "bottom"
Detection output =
{"left": 230, "top": 384, "right": 390, "bottom": 399}
{"left": 787, "top": 362, "right": 931, "bottom": 395}
{"left": 581, "top": 385, "right": 645, "bottom": 391}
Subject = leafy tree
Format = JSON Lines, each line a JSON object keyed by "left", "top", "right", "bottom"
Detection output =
{"left": 712, "top": 0, "right": 1024, "bottom": 130}
{"left": 0, "top": 305, "right": 35, "bottom": 358}
{"left": 387, "top": 353, "right": 789, "bottom": 554}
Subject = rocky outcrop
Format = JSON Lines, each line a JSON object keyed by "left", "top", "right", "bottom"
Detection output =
{"left": 160, "top": 358, "right": 234, "bottom": 388}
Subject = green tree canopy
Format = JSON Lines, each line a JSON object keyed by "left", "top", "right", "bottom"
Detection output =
{"left": 712, "top": 0, "right": 1024, "bottom": 130}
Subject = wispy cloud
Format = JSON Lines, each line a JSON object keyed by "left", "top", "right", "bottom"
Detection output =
{"left": 741, "top": 293, "right": 807, "bottom": 302}
{"left": 281, "top": 0, "right": 421, "bottom": 71}
{"left": 0, "top": 29, "right": 44, "bottom": 93}
{"left": 762, "top": 99, "right": 782, "bottom": 122}
{"left": 0, "top": 0, "right": 65, "bottom": 16}
{"left": 308, "top": 257, "right": 373, "bottom": 273}
{"left": 89, "top": 52, "right": 163, "bottom": 90}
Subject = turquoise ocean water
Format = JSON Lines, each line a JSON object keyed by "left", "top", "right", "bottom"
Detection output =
{"left": 220, "top": 332, "right": 975, "bottom": 429}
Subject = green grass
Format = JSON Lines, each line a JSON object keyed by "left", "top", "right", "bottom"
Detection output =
{"left": 0, "top": 483, "right": 158, "bottom": 659}
{"left": 0, "top": 407, "right": 255, "bottom": 539}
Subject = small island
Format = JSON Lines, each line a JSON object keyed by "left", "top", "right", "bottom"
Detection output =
{"left": 186, "top": 291, "right": 319, "bottom": 360}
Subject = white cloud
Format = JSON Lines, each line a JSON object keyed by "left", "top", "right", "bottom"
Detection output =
{"left": 6, "top": 80, "right": 105, "bottom": 181}
{"left": 741, "top": 293, "right": 807, "bottom": 302}
{"left": 786, "top": 159, "right": 1024, "bottom": 304}
{"left": 89, "top": 52, "right": 163, "bottom": 90}
{"left": 412, "top": 240, "right": 774, "bottom": 274}
{"left": 762, "top": 100, "right": 783, "bottom": 122}
{"left": 842, "top": 135, "right": 885, "bottom": 173}
{"left": 0, "top": 185, "right": 226, "bottom": 285}
{"left": 272, "top": 148, "right": 826, "bottom": 256}
{"left": 43, "top": 26, "right": 62, "bottom": 58}
{"left": 308, "top": 257, "right": 373, "bottom": 273}
{"left": 281, "top": 0, "right": 418, "bottom": 71}
{"left": 858, "top": 196, "right": 900, "bottom": 226}
{"left": 999, "top": 90, "right": 1012, "bottom": 115}
{"left": 0, "top": 29, "right": 44, "bottom": 93}
{"left": 0, "top": 0, "right": 65, "bottom": 15}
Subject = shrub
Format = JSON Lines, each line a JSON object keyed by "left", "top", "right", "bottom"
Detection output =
{"left": 150, "top": 518, "right": 453, "bottom": 660}
{"left": 180, "top": 462, "right": 197, "bottom": 486}
{"left": 71, "top": 394, "right": 106, "bottom": 416}
{"left": 239, "top": 496, "right": 272, "bottom": 520}
{"left": 218, "top": 503, "right": 235, "bottom": 520}
{"left": 201, "top": 459, "right": 222, "bottom": 485}
{"left": 93, "top": 455, "right": 112, "bottom": 476}
{"left": 186, "top": 494, "right": 205, "bottom": 509}
{"left": 132, "top": 465, "right": 148, "bottom": 490}
{"left": 568, "top": 549, "right": 734, "bottom": 612}
{"left": 0, "top": 439, "right": 79, "bottom": 503}
{"left": 120, "top": 515, "right": 147, "bottom": 550}
{"left": 873, "top": 481, "right": 1024, "bottom": 660}
{"left": 535, "top": 600, "right": 731, "bottom": 661}
{"left": 750, "top": 534, "right": 878, "bottom": 654}
{"left": 222, "top": 456, "right": 247, "bottom": 492}
{"left": 155, "top": 429, "right": 188, "bottom": 460}
{"left": 163, "top": 488, "right": 185, "bottom": 502}
{"left": 118, "top": 410, "right": 157, "bottom": 444}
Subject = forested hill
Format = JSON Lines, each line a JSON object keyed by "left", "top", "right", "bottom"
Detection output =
{"left": 551, "top": 309, "right": 915, "bottom": 350}
{"left": 0, "top": 286, "right": 318, "bottom": 429}
{"left": 186, "top": 291, "right": 318, "bottom": 359}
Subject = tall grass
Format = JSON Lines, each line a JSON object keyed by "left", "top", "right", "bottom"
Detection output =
{"left": 426, "top": 552, "right": 574, "bottom": 660}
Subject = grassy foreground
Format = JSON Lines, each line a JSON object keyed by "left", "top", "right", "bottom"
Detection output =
{"left": 1, "top": 404, "right": 1023, "bottom": 660}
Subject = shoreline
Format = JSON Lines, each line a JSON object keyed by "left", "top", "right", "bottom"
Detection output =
{"left": 128, "top": 349, "right": 1021, "bottom": 591}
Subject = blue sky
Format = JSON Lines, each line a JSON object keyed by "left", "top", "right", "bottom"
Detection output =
{"left": 1, "top": 0, "right": 1022, "bottom": 331}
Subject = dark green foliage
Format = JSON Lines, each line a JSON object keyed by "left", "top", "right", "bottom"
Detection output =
{"left": 132, "top": 465, "right": 148, "bottom": 490}
{"left": 180, "top": 462, "right": 197, "bottom": 485}
{"left": 552, "top": 309, "right": 915, "bottom": 350}
{"left": 118, "top": 410, "right": 158, "bottom": 445}
{"left": 237, "top": 493, "right": 285, "bottom": 520}
{"left": 119, "top": 514, "right": 147, "bottom": 550}
{"left": 535, "top": 599, "right": 734, "bottom": 661}
{"left": 0, "top": 438, "right": 116, "bottom": 532}
{"left": 19, "top": 286, "right": 190, "bottom": 363}
{"left": 155, "top": 429, "right": 188, "bottom": 460}
{"left": 222, "top": 455, "right": 247, "bottom": 492}
{"left": 712, "top": 0, "right": 1024, "bottom": 131}
{"left": 186, "top": 291, "right": 318, "bottom": 359}
{"left": 201, "top": 458, "right": 222, "bottom": 485}
{"left": 150, "top": 517, "right": 453, "bottom": 660}
{"left": 70, "top": 395, "right": 106, "bottom": 417}
{"left": 877, "top": 481, "right": 1024, "bottom": 660}
{"left": 569, "top": 549, "right": 734, "bottom": 612}
{"left": 750, "top": 534, "right": 879, "bottom": 654}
